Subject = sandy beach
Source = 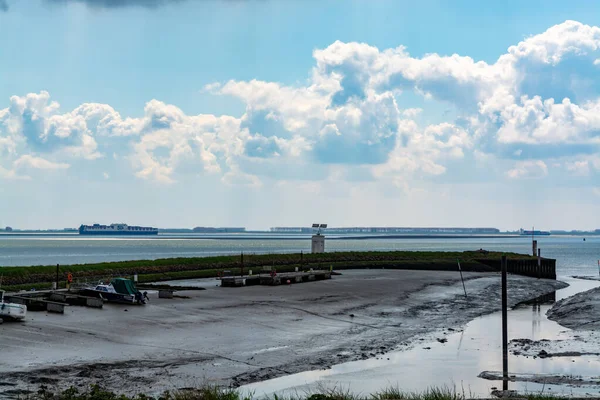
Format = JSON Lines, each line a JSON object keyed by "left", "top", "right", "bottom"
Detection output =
{"left": 0, "top": 270, "right": 565, "bottom": 398}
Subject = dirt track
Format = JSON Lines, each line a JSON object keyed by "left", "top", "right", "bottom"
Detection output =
{"left": 0, "top": 270, "right": 565, "bottom": 398}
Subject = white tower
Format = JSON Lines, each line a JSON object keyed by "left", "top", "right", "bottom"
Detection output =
{"left": 311, "top": 223, "right": 327, "bottom": 253}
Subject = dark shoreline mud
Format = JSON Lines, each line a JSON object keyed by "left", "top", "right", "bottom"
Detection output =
{"left": 0, "top": 270, "right": 565, "bottom": 398}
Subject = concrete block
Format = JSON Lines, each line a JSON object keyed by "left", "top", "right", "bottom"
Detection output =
{"left": 49, "top": 293, "right": 67, "bottom": 302}
{"left": 85, "top": 297, "right": 104, "bottom": 308}
{"left": 46, "top": 302, "right": 65, "bottom": 314}
{"left": 159, "top": 290, "right": 174, "bottom": 299}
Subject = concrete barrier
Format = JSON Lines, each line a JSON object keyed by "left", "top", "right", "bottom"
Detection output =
{"left": 46, "top": 302, "right": 65, "bottom": 314}
{"left": 85, "top": 297, "right": 104, "bottom": 308}
{"left": 158, "top": 290, "right": 174, "bottom": 299}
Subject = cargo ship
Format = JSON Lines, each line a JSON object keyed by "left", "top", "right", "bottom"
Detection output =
{"left": 79, "top": 223, "right": 158, "bottom": 235}
{"left": 519, "top": 229, "right": 550, "bottom": 236}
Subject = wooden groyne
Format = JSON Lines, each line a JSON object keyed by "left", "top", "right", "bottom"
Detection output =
{"left": 476, "top": 258, "right": 556, "bottom": 280}
{"left": 221, "top": 270, "right": 331, "bottom": 287}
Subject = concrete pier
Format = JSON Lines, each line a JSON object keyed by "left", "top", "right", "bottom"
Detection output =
{"left": 4, "top": 290, "right": 104, "bottom": 312}
{"left": 49, "top": 292, "right": 104, "bottom": 308}
{"left": 4, "top": 295, "right": 66, "bottom": 313}
{"left": 220, "top": 270, "right": 331, "bottom": 287}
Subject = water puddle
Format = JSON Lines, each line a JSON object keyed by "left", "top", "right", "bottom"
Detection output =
{"left": 242, "top": 277, "right": 600, "bottom": 398}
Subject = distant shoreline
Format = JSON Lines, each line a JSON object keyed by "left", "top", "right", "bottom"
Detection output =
{"left": 0, "top": 232, "right": 532, "bottom": 240}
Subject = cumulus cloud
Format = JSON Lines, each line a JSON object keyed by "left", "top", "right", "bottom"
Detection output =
{"left": 402, "top": 108, "right": 422, "bottom": 118}
{"left": 565, "top": 160, "right": 590, "bottom": 176}
{"left": 0, "top": 165, "right": 28, "bottom": 180}
{"left": 6, "top": 20, "right": 600, "bottom": 190}
{"left": 13, "top": 155, "right": 70, "bottom": 170}
{"left": 507, "top": 160, "right": 548, "bottom": 179}
{"left": 0, "top": 91, "right": 102, "bottom": 160}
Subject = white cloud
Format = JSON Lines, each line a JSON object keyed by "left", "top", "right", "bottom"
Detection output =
{"left": 402, "top": 108, "right": 423, "bottom": 118}
{"left": 221, "top": 167, "right": 262, "bottom": 188}
{"left": 507, "top": 160, "right": 548, "bottom": 179}
{"left": 495, "top": 96, "right": 600, "bottom": 144}
{"left": 565, "top": 160, "right": 590, "bottom": 176}
{"left": 103, "top": 172, "right": 109, "bottom": 179}
{"left": 5, "top": 20, "right": 600, "bottom": 189}
{"left": 13, "top": 155, "right": 70, "bottom": 170}
{"left": 0, "top": 165, "right": 29, "bottom": 181}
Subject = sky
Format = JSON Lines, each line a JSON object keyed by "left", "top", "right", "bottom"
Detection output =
{"left": 2, "top": 0, "right": 600, "bottom": 230}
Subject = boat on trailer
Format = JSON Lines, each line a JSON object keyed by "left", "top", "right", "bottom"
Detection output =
{"left": 80, "top": 278, "right": 147, "bottom": 304}
{"left": 0, "top": 290, "right": 27, "bottom": 321}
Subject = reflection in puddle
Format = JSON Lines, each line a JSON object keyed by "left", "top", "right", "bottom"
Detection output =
{"left": 243, "top": 277, "right": 600, "bottom": 398}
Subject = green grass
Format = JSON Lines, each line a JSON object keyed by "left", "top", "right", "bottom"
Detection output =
{"left": 18, "top": 384, "right": 579, "bottom": 400}
{"left": 1, "top": 250, "right": 535, "bottom": 291}
{"left": 372, "top": 386, "right": 464, "bottom": 400}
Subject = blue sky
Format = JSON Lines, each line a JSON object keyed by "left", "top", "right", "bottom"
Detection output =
{"left": 2, "top": 0, "right": 600, "bottom": 230}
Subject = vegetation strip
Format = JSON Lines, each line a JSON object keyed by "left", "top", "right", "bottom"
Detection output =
{"left": 16, "top": 384, "right": 588, "bottom": 400}
{"left": 0, "top": 250, "right": 532, "bottom": 291}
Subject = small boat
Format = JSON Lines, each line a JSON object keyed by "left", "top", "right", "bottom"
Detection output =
{"left": 80, "top": 278, "right": 147, "bottom": 304}
{"left": 0, "top": 290, "right": 27, "bottom": 321}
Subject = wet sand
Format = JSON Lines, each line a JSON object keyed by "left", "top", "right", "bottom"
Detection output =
{"left": 547, "top": 285, "right": 600, "bottom": 330}
{"left": 509, "top": 281, "right": 600, "bottom": 363}
{"left": 0, "top": 270, "right": 565, "bottom": 398}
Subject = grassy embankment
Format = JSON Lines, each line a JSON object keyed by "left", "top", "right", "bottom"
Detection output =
{"left": 0, "top": 250, "right": 534, "bottom": 292}
{"left": 22, "top": 384, "right": 574, "bottom": 400}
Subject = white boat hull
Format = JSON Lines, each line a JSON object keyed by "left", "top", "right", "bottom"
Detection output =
{"left": 0, "top": 302, "right": 27, "bottom": 321}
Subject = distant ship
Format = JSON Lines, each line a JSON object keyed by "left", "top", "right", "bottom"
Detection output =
{"left": 79, "top": 223, "right": 158, "bottom": 235}
{"left": 520, "top": 229, "right": 551, "bottom": 236}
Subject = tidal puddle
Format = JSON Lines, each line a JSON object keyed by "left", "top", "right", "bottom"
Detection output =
{"left": 242, "top": 277, "right": 600, "bottom": 398}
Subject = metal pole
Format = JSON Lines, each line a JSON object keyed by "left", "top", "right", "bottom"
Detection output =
{"left": 501, "top": 255, "right": 508, "bottom": 391}
{"left": 56, "top": 264, "right": 59, "bottom": 290}
{"left": 457, "top": 260, "right": 468, "bottom": 300}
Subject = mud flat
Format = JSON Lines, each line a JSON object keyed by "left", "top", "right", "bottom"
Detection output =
{"left": 0, "top": 270, "right": 564, "bottom": 398}
{"left": 509, "top": 284, "right": 600, "bottom": 361}
{"left": 547, "top": 286, "right": 600, "bottom": 330}
{"left": 505, "top": 279, "right": 600, "bottom": 388}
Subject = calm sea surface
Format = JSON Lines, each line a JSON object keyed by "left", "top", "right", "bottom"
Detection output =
{"left": 0, "top": 234, "right": 598, "bottom": 277}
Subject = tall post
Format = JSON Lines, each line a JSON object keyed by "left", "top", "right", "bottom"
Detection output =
{"left": 240, "top": 252, "right": 244, "bottom": 277}
{"left": 501, "top": 255, "right": 508, "bottom": 391}
{"left": 457, "top": 259, "right": 468, "bottom": 300}
{"left": 56, "top": 264, "right": 59, "bottom": 290}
